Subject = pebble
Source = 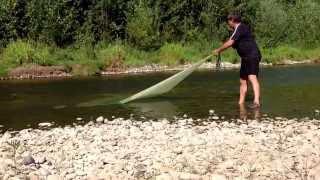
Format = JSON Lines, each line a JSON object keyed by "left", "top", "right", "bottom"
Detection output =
{"left": 0, "top": 116, "right": 319, "bottom": 179}
{"left": 96, "top": 116, "right": 104, "bottom": 123}
{"left": 36, "top": 156, "right": 46, "bottom": 164}
{"left": 207, "top": 174, "right": 227, "bottom": 180}
{"left": 38, "top": 122, "right": 53, "bottom": 127}
{"left": 76, "top": 117, "right": 83, "bottom": 121}
{"left": 211, "top": 116, "right": 219, "bottom": 120}
{"left": 103, "top": 118, "right": 109, "bottom": 123}
{"left": 28, "top": 174, "right": 40, "bottom": 180}
{"left": 47, "top": 175, "right": 63, "bottom": 180}
{"left": 156, "top": 173, "right": 174, "bottom": 180}
{"left": 87, "top": 175, "right": 102, "bottom": 180}
{"left": 39, "top": 168, "right": 51, "bottom": 176}
{"left": 23, "top": 155, "right": 35, "bottom": 165}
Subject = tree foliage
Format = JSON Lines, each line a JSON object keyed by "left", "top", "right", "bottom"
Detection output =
{"left": 0, "top": 0, "right": 319, "bottom": 49}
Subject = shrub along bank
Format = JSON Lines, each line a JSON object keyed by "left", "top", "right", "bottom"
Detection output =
{"left": 0, "top": 0, "right": 320, "bottom": 76}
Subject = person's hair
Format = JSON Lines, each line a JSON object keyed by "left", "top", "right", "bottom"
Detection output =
{"left": 227, "top": 14, "right": 241, "bottom": 23}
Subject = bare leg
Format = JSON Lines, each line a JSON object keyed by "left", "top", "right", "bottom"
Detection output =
{"left": 239, "top": 103, "right": 247, "bottom": 121}
{"left": 239, "top": 78, "right": 248, "bottom": 105}
{"left": 248, "top": 75, "right": 260, "bottom": 105}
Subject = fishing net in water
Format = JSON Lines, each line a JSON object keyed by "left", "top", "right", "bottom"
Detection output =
{"left": 120, "top": 55, "right": 212, "bottom": 104}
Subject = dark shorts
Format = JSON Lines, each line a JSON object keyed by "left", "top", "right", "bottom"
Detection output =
{"left": 240, "top": 57, "right": 261, "bottom": 80}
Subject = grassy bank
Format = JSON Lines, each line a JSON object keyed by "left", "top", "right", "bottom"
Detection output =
{"left": 0, "top": 40, "right": 319, "bottom": 77}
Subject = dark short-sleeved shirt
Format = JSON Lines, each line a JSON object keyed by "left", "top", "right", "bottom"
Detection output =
{"left": 230, "top": 23, "right": 261, "bottom": 59}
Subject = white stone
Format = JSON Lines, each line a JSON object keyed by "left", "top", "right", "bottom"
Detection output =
{"left": 3, "top": 159, "right": 15, "bottom": 167}
{"left": 28, "top": 175, "right": 40, "bottom": 180}
{"left": 96, "top": 116, "right": 104, "bottom": 123}
{"left": 284, "top": 126, "right": 294, "bottom": 137}
{"left": 36, "top": 156, "right": 46, "bottom": 164}
{"left": 103, "top": 118, "right": 109, "bottom": 123}
{"left": 39, "top": 168, "right": 51, "bottom": 176}
{"left": 76, "top": 117, "right": 83, "bottom": 121}
{"left": 309, "top": 165, "right": 320, "bottom": 179}
{"left": 47, "top": 175, "right": 63, "bottom": 180}
{"left": 155, "top": 173, "right": 174, "bottom": 180}
{"left": 178, "top": 172, "right": 202, "bottom": 180}
{"left": 206, "top": 174, "right": 227, "bottom": 180}
{"left": 211, "top": 116, "right": 219, "bottom": 120}
{"left": 38, "top": 122, "right": 53, "bottom": 127}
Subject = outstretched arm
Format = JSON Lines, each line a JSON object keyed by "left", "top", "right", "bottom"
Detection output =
{"left": 213, "top": 39, "right": 235, "bottom": 55}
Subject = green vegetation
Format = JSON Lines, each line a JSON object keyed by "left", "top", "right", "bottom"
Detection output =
{"left": 0, "top": 0, "right": 319, "bottom": 76}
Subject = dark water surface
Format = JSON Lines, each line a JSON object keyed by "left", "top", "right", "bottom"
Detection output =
{"left": 0, "top": 64, "right": 320, "bottom": 130}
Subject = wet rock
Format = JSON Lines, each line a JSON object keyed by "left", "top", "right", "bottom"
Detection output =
{"left": 275, "top": 117, "right": 283, "bottom": 120}
{"left": 211, "top": 116, "right": 219, "bottom": 120}
{"left": 76, "top": 117, "right": 83, "bottom": 121}
{"left": 96, "top": 116, "right": 104, "bottom": 123}
{"left": 38, "top": 122, "right": 53, "bottom": 127}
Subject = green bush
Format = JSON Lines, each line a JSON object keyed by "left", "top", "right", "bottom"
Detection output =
{"left": 52, "top": 46, "right": 102, "bottom": 76}
{"left": 96, "top": 43, "right": 126, "bottom": 69}
{"left": 126, "top": 3, "right": 160, "bottom": 50}
{"left": 287, "top": 0, "right": 320, "bottom": 47}
{"left": 255, "top": 0, "right": 289, "bottom": 47}
{"left": 1, "top": 40, "right": 53, "bottom": 66}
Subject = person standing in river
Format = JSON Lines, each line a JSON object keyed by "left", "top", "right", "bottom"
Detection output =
{"left": 213, "top": 14, "right": 262, "bottom": 108}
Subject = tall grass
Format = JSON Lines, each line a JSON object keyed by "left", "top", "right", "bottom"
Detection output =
{"left": 0, "top": 40, "right": 319, "bottom": 76}
{"left": 261, "top": 46, "right": 320, "bottom": 64}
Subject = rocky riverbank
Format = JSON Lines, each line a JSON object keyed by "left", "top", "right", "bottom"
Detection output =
{"left": 1, "top": 59, "right": 317, "bottom": 80}
{"left": 1, "top": 114, "right": 320, "bottom": 180}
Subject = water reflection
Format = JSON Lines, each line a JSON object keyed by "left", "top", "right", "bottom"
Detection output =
{"left": 1, "top": 65, "right": 319, "bottom": 130}
{"left": 239, "top": 104, "right": 261, "bottom": 121}
{"left": 128, "top": 100, "right": 179, "bottom": 118}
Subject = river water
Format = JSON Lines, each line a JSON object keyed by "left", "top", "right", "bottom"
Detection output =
{"left": 0, "top": 64, "right": 319, "bottom": 130}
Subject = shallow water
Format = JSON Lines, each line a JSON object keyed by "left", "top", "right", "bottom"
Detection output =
{"left": 0, "top": 64, "right": 319, "bottom": 130}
